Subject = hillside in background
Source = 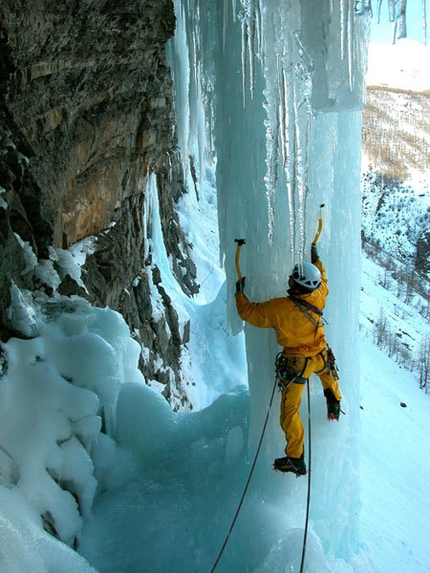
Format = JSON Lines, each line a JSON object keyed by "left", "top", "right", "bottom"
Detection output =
{"left": 361, "top": 40, "right": 430, "bottom": 388}
{"left": 362, "top": 40, "right": 430, "bottom": 277}
{"left": 362, "top": 86, "right": 430, "bottom": 183}
{"left": 363, "top": 40, "right": 430, "bottom": 189}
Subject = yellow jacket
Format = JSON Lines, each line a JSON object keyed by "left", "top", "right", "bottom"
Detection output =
{"left": 235, "top": 260, "right": 328, "bottom": 358}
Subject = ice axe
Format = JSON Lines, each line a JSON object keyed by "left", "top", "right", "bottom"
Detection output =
{"left": 312, "top": 203, "right": 325, "bottom": 245}
{"left": 234, "top": 238, "right": 246, "bottom": 280}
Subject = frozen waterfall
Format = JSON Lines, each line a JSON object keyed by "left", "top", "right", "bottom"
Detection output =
{"left": 167, "top": 0, "right": 369, "bottom": 570}
{"left": 0, "top": 1, "right": 385, "bottom": 572}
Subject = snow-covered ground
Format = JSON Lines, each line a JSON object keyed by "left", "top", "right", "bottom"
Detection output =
{"left": 366, "top": 39, "right": 430, "bottom": 92}
{"left": 364, "top": 39, "right": 430, "bottom": 195}
{"left": 360, "top": 338, "right": 430, "bottom": 573}
{"left": 359, "top": 256, "right": 430, "bottom": 573}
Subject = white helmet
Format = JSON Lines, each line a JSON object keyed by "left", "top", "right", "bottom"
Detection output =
{"left": 292, "top": 263, "right": 321, "bottom": 291}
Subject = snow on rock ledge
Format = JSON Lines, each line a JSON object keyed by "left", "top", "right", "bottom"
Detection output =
{"left": 0, "top": 289, "right": 146, "bottom": 561}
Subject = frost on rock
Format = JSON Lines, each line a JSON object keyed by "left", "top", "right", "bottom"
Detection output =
{"left": 7, "top": 283, "right": 38, "bottom": 337}
{"left": 13, "top": 234, "right": 38, "bottom": 275}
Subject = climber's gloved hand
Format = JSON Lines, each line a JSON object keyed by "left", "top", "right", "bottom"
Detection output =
{"left": 311, "top": 242, "right": 319, "bottom": 263}
{"left": 236, "top": 277, "right": 246, "bottom": 293}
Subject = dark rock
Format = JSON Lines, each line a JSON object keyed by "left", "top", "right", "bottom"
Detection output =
{"left": 1, "top": 1, "right": 198, "bottom": 408}
{"left": 416, "top": 229, "right": 430, "bottom": 278}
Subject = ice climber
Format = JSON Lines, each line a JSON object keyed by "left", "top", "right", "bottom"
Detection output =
{"left": 235, "top": 241, "right": 342, "bottom": 476}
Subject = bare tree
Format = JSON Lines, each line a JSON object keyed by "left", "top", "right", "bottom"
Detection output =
{"left": 374, "top": 307, "right": 388, "bottom": 348}
{"left": 417, "top": 336, "right": 430, "bottom": 393}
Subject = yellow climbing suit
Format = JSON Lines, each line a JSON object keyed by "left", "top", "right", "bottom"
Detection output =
{"left": 235, "top": 259, "right": 341, "bottom": 458}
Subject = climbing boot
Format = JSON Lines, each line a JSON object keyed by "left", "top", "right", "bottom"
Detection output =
{"left": 324, "top": 388, "right": 341, "bottom": 421}
{"left": 273, "top": 454, "right": 307, "bottom": 476}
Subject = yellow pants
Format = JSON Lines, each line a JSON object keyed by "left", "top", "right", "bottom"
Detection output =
{"left": 279, "top": 351, "right": 341, "bottom": 458}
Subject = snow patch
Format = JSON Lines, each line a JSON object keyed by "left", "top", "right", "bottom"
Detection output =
{"left": 367, "top": 39, "right": 430, "bottom": 91}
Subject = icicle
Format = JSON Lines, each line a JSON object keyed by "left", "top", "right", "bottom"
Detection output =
{"left": 170, "top": 0, "right": 191, "bottom": 178}
{"left": 277, "top": 53, "right": 288, "bottom": 173}
{"left": 396, "top": 0, "right": 407, "bottom": 40}
{"left": 232, "top": 0, "right": 237, "bottom": 22}
{"left": 223, "top": 0, "right": 229, "bottom": 51}
{"left": 290, "top": 32, "right": 314, "bottom": 264}
{"left": 377, "top": 0, "right": 383, "bottom": 23}
{"left": 239, "top": 11, "right": 248, "bottom": 107}
{"left": 388, "top": 0, "right": 395, "bottom": 21}
{"left": 237, "top": 3, "right": 252, "bottom": 104}
{"left": 263, "top": 90, "right": 278, "bottom": 245}
{"left": 236, "top": 0, "right": 264, "bottom": 104}
{"left": 340, "top": 0, "right": 347, "bottom": 60}
{"left": 275, "top": 49, "right": 297, "bottom": 261}
{"left": 255, "top": 1, "right": 262, "bottom": 63}
{"left": 248, "top": 0, "right": 256, "bottom": 99}
{"left": 347, "top": 0, "right": 354, "bottom": 91}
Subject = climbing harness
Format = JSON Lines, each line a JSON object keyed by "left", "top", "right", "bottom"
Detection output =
{"left": 275, "top": 352, "right": 309, "bottom": 390}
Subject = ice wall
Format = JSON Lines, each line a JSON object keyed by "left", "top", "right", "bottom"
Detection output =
{"left": 171, "top": 0, "right": 369, "bottom": 569}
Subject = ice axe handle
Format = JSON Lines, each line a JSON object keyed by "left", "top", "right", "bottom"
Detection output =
{"left": 234, "top": 239, "right": 246, "bottom": 279}
{"left": 313, "top": 204, "right": 325, "bottom": 245}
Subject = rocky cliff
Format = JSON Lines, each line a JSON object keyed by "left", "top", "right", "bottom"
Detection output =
{"left": 1, "top": 0, "right": 198, "bottom": 408}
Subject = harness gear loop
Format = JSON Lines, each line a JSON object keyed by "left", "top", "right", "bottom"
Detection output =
{"left": 325, "top": 345, "right": 339, "bottom": 380}
{"left": 275, "top": 353, "right": 309, "bottom": 391}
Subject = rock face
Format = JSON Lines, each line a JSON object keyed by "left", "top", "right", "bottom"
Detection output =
{"left": 1, "top": 1, "right": 198, "bottom": 408}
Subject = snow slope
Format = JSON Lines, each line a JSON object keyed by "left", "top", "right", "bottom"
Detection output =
{"left": 366, "top": 39, "right": 430, "bottom": 92}
{"left": 360, "top": 338, "right": 430, "bottom": 573}
{"left": 359, "top": 255, "right": 430, "bottom": 573}
{"left": 361, "top": 44, "right": 430, "bottom": 568}
{"left": 364, "top": 39, "right": 430, "bottom": 192}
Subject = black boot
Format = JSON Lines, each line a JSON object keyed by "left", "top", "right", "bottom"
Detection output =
{"left": 324, "top": 388, "right": 341, "bottom": 421}
{"left": 273, "top": 453, "right": 307, "bottom": 476}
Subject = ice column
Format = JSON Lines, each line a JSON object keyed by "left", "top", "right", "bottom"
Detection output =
{"left": 170, "top": 1, "right": 369, "bottom": 565}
